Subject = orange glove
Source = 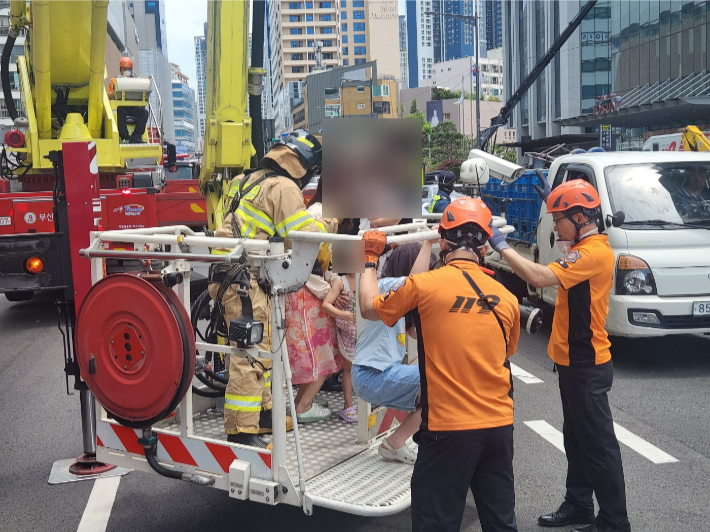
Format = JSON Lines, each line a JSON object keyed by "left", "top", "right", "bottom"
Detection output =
{"left": 363, "top": 230, "right": 387, "bottom": 264}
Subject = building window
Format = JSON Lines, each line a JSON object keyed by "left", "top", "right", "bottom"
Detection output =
{"left": 353, "top": 22, "right": 364, "bottom": 31}
{"left": 353, "top": 10, "right": 364, "bottom": 19}
{"left": 342, "top": 35, "right": 348, "bottom": 43}
{"left": 357, "top": 103, "right": 366, "bottom": 110}
{"left": 306, "top": 13, "right": 313, "bottom": 21}
{"left": 288, "top": 2, "right": 302, "bottom": 8}
{"left": 342, "top": 11, "right": 347, "bottom": 19}
{"left": 291, "top": 41, "right": 302, "bottom": 47}
{"left": 341, "top": 23, "right": 347, "bottom": 31}
{"left": 373, "top": 101, "right": 390, "bottom": 114}
{"left": 307, "top": 27, "right": 314, "bottom": 34}
{"left": 343, "top": 59, "right": 349, "bottom": 65}
{"left": 306, "top": 1, "right": 313, "bottom": 7}
{"left": 289, "top": 15, "right": 302, "bottom": 22}
{"left": 354, "top": 34, "right": 365, "bottom": 43}
{"left": 354, "top": 46, "right": 366, "bottom": 55}
{"left": 319, "top": 2, "right": 331, "bottom": 7}
{"left": 290, "top": 28, "right": 302, "bottom": 34}
{"left": 320, "top": 27, "right": 333, "bottom": 34}
{"left": 319, "top": 14, "right": 332, "bottom": 21}
{"left": 353, "top": 0, "right": 363, "bottom": 6}
{"left": 373, "top": 84, "right": 389, "bottom": 97}
{"left": 354, "top": 58, "right": 365, "bottom": 64}
{"left": 357, "top": 86, "right": 365, "bottom": 92}
{"left": 291, "top": 53, "right": 303, "bottom": 60}
{"left": 322, "top": 40, "right": 333, "bottom": 46}
{"left": 342, "top": 46, "right": 349, "bottom": 55}
{"left": 325, "top": 104, "right": 340, "bottom": 117}
{"left": 341, "top": 0, "right": 346, "bottom": 6}
{"left": 293, "top": 67, "right": 304, "bottom": 73}
{"left": 323, "top": 52, "right": 334, "bottom": 59}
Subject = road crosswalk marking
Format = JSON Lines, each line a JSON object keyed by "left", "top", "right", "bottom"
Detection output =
{"left": 612, "top": 422, "right": 679, "bottom": 464}
{"left": 510, "top": 363, "right": 544, "bottom": 384}
{"left": 524, "top": 420, "right": 679, "bottom": 464}
{"left": 524, "top": 420, "right": 565, "bottom": 452}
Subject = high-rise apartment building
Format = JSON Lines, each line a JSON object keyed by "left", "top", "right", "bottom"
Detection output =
{"left": 484, "top": 0, "right": 502, "bottom": 50}
{"left": 504, "top": 1, "right": 710, "bottom": 152}
{"left": 264, "top": 0, "right": 399, "bottom": 135}
{"left": 170, "top": 63, "right": 197, "bottom": 153}
{"left": 194, "top": 23, "right": 207, "bottom": 151}
{"left": 406, "top": 1, "right": 480, "bottom": 88}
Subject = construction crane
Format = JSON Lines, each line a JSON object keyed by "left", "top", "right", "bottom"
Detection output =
{"left": 479, "top": 0, "right": 598, "bottom": 151}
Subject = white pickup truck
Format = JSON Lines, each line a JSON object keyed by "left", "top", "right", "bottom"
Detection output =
{"left": 484, "top": 152, "right": 710, "bottom": 338}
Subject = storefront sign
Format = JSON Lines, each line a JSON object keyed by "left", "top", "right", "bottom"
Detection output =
{"left": 600, "top": 124, "right": 612, "bottom": 150}
{"left": 581, "top": 32, "right": 610, "bottom": 44}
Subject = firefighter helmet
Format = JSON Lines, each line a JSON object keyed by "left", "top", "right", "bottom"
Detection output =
{"left": 274, "top": 129, "right": 323, "bottom": 174}
{"left": 546, "top": 179, "right": 601, "bottom": 214}
{"left": 439, "top": 197, "right": 493, "bottom": 239}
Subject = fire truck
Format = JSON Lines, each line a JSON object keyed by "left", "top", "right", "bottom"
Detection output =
{"left": 0, "top": 0, "right": 205, "bottom": 302}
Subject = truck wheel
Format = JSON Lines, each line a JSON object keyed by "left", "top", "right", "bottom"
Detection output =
{"left": 5, "top": 291, "right": 34, "bottom": 302}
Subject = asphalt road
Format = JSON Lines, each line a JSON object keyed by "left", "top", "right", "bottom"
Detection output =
{"left": 2, "top": 292, "right": 710, "bottom": 532}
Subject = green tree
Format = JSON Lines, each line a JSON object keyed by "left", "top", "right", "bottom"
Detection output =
{"left": 409, "top": 98, "right": 420, "bottom": 115}
{"left": 430, "top": 121, "right": 466, "bottom": 164}
{"left": 398, "top": 102, "right": 406, "bottom": 118}
{"left": 494, "top": 144, "right": 518, "bottom": 163}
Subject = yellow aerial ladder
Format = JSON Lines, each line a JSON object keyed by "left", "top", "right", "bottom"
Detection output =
{"left": 681, "top": 125, "right": 710, "bottom": 152}
{"left": 198, "top": 0, "right": 266, "bottom": 232}
{"left": 3, "top": 0, "right": 162, "bottom": 172}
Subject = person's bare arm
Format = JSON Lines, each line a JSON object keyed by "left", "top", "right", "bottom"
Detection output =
{"left": 369, "top": 218, "right": 401, "bottom": 228}
{"left": 322, "top": 279, "right": 355, "bottom": 322}
{"left": 410, "top": 231, "right": 438, "bottom": 275}
{"left": 359, "top": 267, "right": 381, "bottom": 321}
{"left": 500, "top": 248, "right": 560, "bottom": 288}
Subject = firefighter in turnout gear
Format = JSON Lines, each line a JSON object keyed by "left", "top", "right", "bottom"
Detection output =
{"left": 209, "top": 130, "right": 331, "bottom": 449}
{"left": 488, "top": 178, "right": 630, "bottom": 532}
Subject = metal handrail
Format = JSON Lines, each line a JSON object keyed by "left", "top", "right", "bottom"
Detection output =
{"left": 148, "top": 75, "right": 164, "bottom": 144}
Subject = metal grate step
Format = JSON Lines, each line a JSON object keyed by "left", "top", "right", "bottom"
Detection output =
{"left": 306, "top": 442, "right": 413, "bottom": 516}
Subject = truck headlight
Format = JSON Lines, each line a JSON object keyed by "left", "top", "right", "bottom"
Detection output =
{"left": 228, "top": 318, "right": 264, "bottom": 348}
{"left": 616, "top": 255, "right": 657, "bottom": 296}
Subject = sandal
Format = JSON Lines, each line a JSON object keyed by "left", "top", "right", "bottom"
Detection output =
{"left": 339, "top": 406, "right": 357, "bottom": 423}
{"left": 378, "top": 438, "right": 417, "bottom": 465}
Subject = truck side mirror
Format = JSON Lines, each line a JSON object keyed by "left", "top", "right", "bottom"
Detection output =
{"left": 166, "top": 142, "right": 177, "bottom": 170}
{"left": 606, "top": 211, "right": 625, "bottom": 228}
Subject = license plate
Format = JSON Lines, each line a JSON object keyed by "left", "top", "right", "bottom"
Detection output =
{"left": 693, "top": 301, "right": 710, "bottom": 316}
{"left": 0, "top": 216, "right": 10, "bottom": 226}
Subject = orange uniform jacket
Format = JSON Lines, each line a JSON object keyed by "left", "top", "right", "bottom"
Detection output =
{"left": 374, "top": 259, "right": 520, "bottom": 432}
{"left": 548, "top": 234, "right": 614, "bottom": 367}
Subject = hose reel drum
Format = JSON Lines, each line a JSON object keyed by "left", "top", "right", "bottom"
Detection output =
{"left": 76, "top": 274, "right": 195, "bottom": 428}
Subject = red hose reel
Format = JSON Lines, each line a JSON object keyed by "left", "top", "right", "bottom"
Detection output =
{"left": 76, "top": 274, "right": 195, "bottom": 428}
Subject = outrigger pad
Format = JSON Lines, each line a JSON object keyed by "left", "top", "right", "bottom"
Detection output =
{"left": 76, "top": 274, "right": 195, "bottom": 428}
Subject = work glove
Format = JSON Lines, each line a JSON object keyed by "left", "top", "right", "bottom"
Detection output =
{"left": 533, "top": 169, "right": 551, "bottom": 201}
{"left": 488, "top": 226, "right": 510, "bottom": 253}
{"left": 363, "top": 230, "right": 387, "bottom": 264}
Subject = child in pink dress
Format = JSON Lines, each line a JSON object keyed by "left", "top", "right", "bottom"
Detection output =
{"left": 322, "top": 273, "right": 357, "bottom": 422}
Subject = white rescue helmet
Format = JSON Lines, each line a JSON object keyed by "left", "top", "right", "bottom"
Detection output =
{"left": 460, "top": 158, "right": 489, "bottom": 185}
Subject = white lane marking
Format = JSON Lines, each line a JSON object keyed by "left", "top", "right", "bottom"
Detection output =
{"left": 613, "top": 422, "right": 679, "bottom": 464}
{"left": 510, "top": 363, "right": 544, "bottom": 384}
{"left": 525, "top": 420, "right": 566, "bottom": 453}
{"left": 76, "top": 476, "right": 121, "bottom": 532}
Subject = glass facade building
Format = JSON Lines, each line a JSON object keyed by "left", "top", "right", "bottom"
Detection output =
{"left": 504, "top": 1, "right": 710, "bottom": 152}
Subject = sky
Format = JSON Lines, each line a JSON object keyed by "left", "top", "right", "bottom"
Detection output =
{"left": 165, "top": 0, "right": 407, "bottom": 92}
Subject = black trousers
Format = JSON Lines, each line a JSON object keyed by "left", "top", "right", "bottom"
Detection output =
{"left": 117, "top": 106, "right": 149, "bottom": 140}
{"left": 411, "top": 425, "right": 517, "bottom": 532}
{"left": 558, "top": 361, "right": 629, "bottom": 528}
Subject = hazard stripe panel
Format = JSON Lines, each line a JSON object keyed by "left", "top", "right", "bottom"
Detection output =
{"left": 96, "top": 422, "right": 272, "bottom": 479}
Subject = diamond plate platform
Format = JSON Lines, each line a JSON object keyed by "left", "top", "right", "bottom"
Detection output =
{"left": 164, "top": 390, "right": 369, "bottom": 481}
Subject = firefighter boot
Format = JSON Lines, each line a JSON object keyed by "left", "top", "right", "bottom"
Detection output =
{"left": 258, "top": 409, "right": 294, "bottom": 435}
{"left": 227, "top": 433, "right": 273, "bottom": 450}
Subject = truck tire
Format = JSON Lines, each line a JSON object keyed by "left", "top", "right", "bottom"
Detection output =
{"left": 5, "top": 290, "right": 34, "bottom": 302}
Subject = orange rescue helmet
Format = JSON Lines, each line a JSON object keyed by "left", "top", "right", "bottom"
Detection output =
{"left": 546, "top": 179, "right": 601, "bottom": 214}
{"left": 438, "top": 197, "right": 493, "bottom": 238}
{"left": 119, "top": 57, "right": 134, "bottom": 70}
